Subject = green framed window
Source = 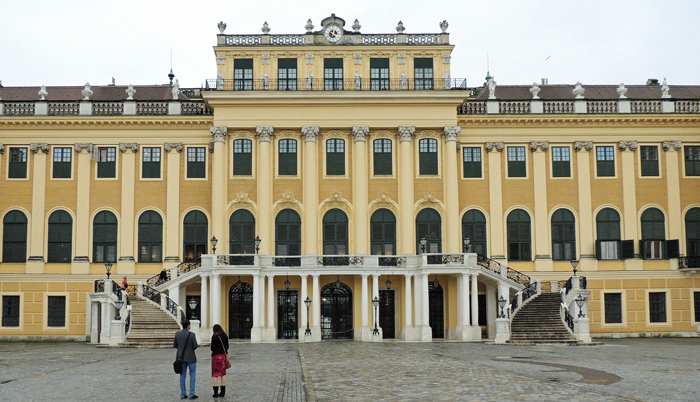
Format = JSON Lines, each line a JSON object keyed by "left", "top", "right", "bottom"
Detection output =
{"left": 370, "top": 58, "right": 389, "bottom": 90}
{"left": 462, "top": 210, "right": 487, "bottom": 255}
{"left": 323, "top": 209, "right": 348, "bottom": 255}
{"left": 684, "top": 145, "right": 700, "bottom": 176}
{"left": 414, "top": 58, "right": 433, "bottom": 90}
{"left": 186, "top": 147, "right": 206, "bottom": 178}
{"left": 551, "top": 209, "right": 576, "bottom": 261}
{"left": 686, "top": 208, "right": 700, "bottom": 258}
{"left": 278, "top": 58, "right": 297, "bottom": 90}
{"left": 596, "top": 146, "right": 615, "bottom": 177}
{"left": 47, "top": 211, "right": 72, "bottom": 263}
{"left": 640, "top": 208, "right": 666, "bottom": 260}
{"left": 138, "top": 211, "right": 162, "bottom": 263}
{"left": 326, "top": 138, "right": 345, "bottom": 175}
{"left": 640, "top": 145, "right": 659, "bottom": 177}
{"left": 507, "top": 209, "right": 531, "bottom": 261}
{"left": 419, "top": 138, "right": 438, "bottom": 175}
{"left": 373, "top": 139, "right": 392, "bottom": 175}
{"left": 552, "top": 146, "right": 571, "bottom": 178}
{"left": 234, "top": 59, "right": 253, "bottom": 90}
{"left": 462, "top": 147, "right": 482, "bottom": 178}
{"left": 93, "top": 211, "right": 117, "bottom": 263}
{"left": 649, "top": 292, "right": 667, "bottom": 323}
{"left": 278, "top": 139, "right": 297, "bottom": 176}
{"left": 8, "top": 147, "right": 28, "bottom": 179}
{"left": 47, "top": 296, "right": 66, "bottom": 327}
{"left": 2, "top": 210, "right": 27, "bottom": 263}
{"left": 596, "top": 208, "right": 622, "bottom": 260}
{"left": 1, "top": 295, "right": 20, "bottom": 327}
{"left": 229, "top": 210, "right": 256, "bottom": 254}
{"left": 507, "top": 146, "right": 526, "bottom": 177}
{"left": 97, "top": 147, "right": 116, "bottom": 178}
{"left": 371, "top": 209, "right": 396, "bottom": 256}
{"left": 183, "top": 211, "right": 208, "bottom": 262}
{"left": 324, "top": 58, "right": 343, "bottom": 90}
{"left": 233, "top": 139, "right": 252, "bottom": 176}
{"left": 52, "top": 147, "right": 72, "bottom": 178}
{"left": 604, "top": 293, "right": 623, "bottom": 324}
{"left": 276, "top": 209, "right": 301, "bottom": 256}
{"left": 142, "top": 147, "right": 161, "bottom": 178}
{"left": 694, "top": 292, "right": 700, "bottom": 322}
{"left": 416, "top": 208, "right": 442, "bottom": 254}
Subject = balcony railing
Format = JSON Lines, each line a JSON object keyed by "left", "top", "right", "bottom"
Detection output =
{"left": 204, "top": 77, "right": 467, "bottom": 92}
{"left": 219, "top": 33, "right": 448, "bottom": 47}
{"left": 459, "top": 98, "right": 700, "bottom": 115}
{"left": 679, "top": 256, "right": 700, "bottom": 269}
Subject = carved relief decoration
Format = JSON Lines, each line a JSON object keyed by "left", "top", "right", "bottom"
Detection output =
{"left": 618, "top": 141, "right": 638, "bottom": 151}
{"left": 305, "top": 54, "right": 314, "bottom": 65}
{"left": 119, "top": 143, "right": 138, "bottom": 153}
{"left": 256, "top": 126, "right": 274, "bottom": 142}
{"left": 301, "top": 126, "right": 319, "bottom": 142}
{"left": 74, "top": 143, "right": 94, "bottom": 153}
{"left": 216, "top": 55, "right": 225, "bottom": 65}
{"left": 352, "top": 126, "right": 369, "bottom": 142}
{"left": 371, "top": 130, "right": 394, "bottom": 139}
{"left": 485, "top": 142, "right": 504, "bottom": 152}
{"left": 30, "top": 143, "right": 49, "bottom": 153}
{"left": 164, "top": 142, "right": 183, "bottom": 153}
{"left": 353, "top": 54, "right": 361, "bottom": 65}
{"left": 398, "top": 126, "right": 415, "bottom": 142}
{"left": 574, "top": 141, "right": 593, "bottom": 152}
{"left": 327, "top": 191, "right": 345, "bottom": 208}
{"left": 210, "top": 126, "right": 228, "bottom": 142}
{"left": 662, "top": 141, "right": 682, "bottom": 151}
{"left": 322, "top": 130, "right": 346, "bottom": 139}
{"left": 442, "top": 54, "right": 451, "bottom": 64}
{"left": 262, "top": 54, "right": 270, "bottom": 65}
{"left": 398, "top": 54, "right": 406, "bottom": 65}
{"left": 279, "top": 192, "right": 297, "bottom": 207}
{"left": 232, "top": 191, "right": 251, "bottom": 205}
{"left": 529, "top": 141, "right": 549, "bottom": 152}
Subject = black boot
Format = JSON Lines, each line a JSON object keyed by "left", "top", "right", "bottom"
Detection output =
{"left": 212, "top": 386, "right": 219, "bottom": 398}
{"left": 218, "top": 386, "right": 225, "bottom": 398}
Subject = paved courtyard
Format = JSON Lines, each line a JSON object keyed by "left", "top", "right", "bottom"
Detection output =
{"left": 0, "top": 338, "right": 698, "bottom": 401}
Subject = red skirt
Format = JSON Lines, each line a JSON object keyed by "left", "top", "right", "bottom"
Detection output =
{"left": 211, "top": 354, "right": 227, "bottom": 377}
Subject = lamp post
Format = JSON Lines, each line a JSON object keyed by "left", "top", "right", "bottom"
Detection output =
{"left": 114, "top": 293, "right": 124, "bottom": 320}
{"left": 104, "top": 262, "right": 113, "bottom": 279}
{"left": 575, "top": 294, "right": 587, "bottom": 318}
{"left": 570, "top": 259, "right": 579, "bottom": 276}
{"left": 498, "top": 295, "right": 507, "bottom": 318}
{"left": 372, "top": 296, "right": 379, "bottom": 336}
{"left": 211, "top": 236, "right": 218, "bottom": 254}
{"left": 463, "top": 237, "right": 470, "bottom": 253}
{"left": 188, "top": 298, "right": 198, "bottom": 320}
{"left": 420, "top": 236, "right": 427, "bottom": 253}
{"left": 304, "top": 297, "right": 312, "bottom": 336}
{"left": 255, "top": 235, "right": 261, "bottom": 254}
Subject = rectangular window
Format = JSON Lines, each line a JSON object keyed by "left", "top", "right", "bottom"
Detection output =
{"left": 598, "top": 240, "right": 620, "bottom": 260}
{"left": 640, "top": 145, "right": 659, "bottom": 177}
{"left": 52, "top": 147, "right": 72, "bottom": 178}
{"left": 507, "top": 146, "right": 526, "bottom": 177}
{"left": 373, "top": 139, "right": 392, "bottom": 175}
{"left": 8, "top": 147, "right": 28, "bottom": 179}
{"left": 142, "top": 147, "right": 161, "bottom": 178}
{"left": 233, "top": 139, "right": 252, "bottom": 175}
{"left": 414, "top": 58, "right": 434, "bottom": 90}
{"left": 2, "top": 295, "right": 20, "bottom": 327}
{"left": 278, "top": 139, "right": 297, "bottom": 176}
{"left": 694, "top": 292, "right": 700, "bottom": 322}
{"left": 684, "top": 145, "right": 700, "bottom": 176}
{"left": 47, "top": 295, "right": 66, "bottom": 327}
{"left": 642, "top": 240, "right": 664, "bottom": 259}
{"left": 552, "top": 146, "right": 571, "bottom": 177}
{"left": 370, "top": 58, "right": 390, "bottom": 90}
{"left": 278, "top": 58, "right": 297, "bottom": 90}
{"left": 326, "top": 139, "right": 345, "bottom": 175}
{"left": 419, "top": 139, "right": 438, "bottom": 175}
{"left": 234, "top": 59, "right": 253, "bottom": 90}
{"left": 97, "top": 147, "right": 116, "bottom": 178}
{"left": 186, "top": 147, "right": 206, "bottom": 178}
{"left": 596, "top": 146, "right": 615, "bottom": 177}
{"left": 649, "top": 292, "right": 667, "bottom": 323}
{"left": 463, "top": 147, "right": 482, "bottom": 178}
{"left": 604, "top": 293, "right": 622, "bottom": 324}
{"left": 324, "top": 58, "right": 343, "bottom": 90}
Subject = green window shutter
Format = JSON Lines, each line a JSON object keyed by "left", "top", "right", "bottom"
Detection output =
{"left": 419, "top": 139, "right": 438, "bottom": 175}
{"left": 187, "top": 147, "right": 206, "bottom": 178}
{"left": 233, "top": 140, "right": 252, "bottom": 176}
{"left": 326, "top": 139, "right": 345, "bottom": 175}
{"left": 596, "top": 146, "right": 615, "bottom": 177}
{"left": 414, "top": 58, "right": 434, "bottom": 90}
{"left": 373, "top": 139, "right": 392, "bottom": 175}
{"left": 97, "top": 147, "right": 116, "bottom": 178}
{"left": 279, "top": 139, "right": 297, "bottom": 176}
{"left": 666, "top": 239, "right": 679, "bottom": 259}
{"left": 8, "top": 148, "right": 28, "bottom": 179}
{"left": 142, "top": 147, "right": 161, "bottom": 178}
{"left": 552, "top": 147, "right": 571, "bottom": 178}
{"left": 47, "top": 296, "right": 66, "bottom": 327}
{"left": 507, "top": 146, "right": 526, "bottom": 177}
{"left": 684, "top": 146, "right": 700, "bottom": 176}
{"left": 462, "top": 147, "right": 482, "bottom": 178}
{"left": 370, "top": 58, "right": 390, "bottom": 90}
{"left": 640, "top": 146, "right": 659, "bottom": 177}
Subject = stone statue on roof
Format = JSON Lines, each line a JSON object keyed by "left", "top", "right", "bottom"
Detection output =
{"left": 172, "top": 79, "right": 180, "bottom": 100}
{"left": 572, "top": 81, "right": 585, "bottom": 99}
{"left": 126, "top": 84, "right": 136, "bottom": 100}
{"left": 82, "top": 83, "right": 93, "bottom": 100}
{"left": 355, "top": 70, "right": 361, "bottom": 90}
{"left": 530, "top": 82, "right": 541, "bottom": 99}
{"left": 442, "top": 70, "right": 451, "bottom": 89}
{"left": 487, "top": 77, "right": 496, "bottom": 99}
{"left": 400, "top": 71, "right": 407, "bottom": 90}
{"left": 306, "top": 71, "right": 314, "bottom": 90}
{"left": 262, "top": 72, "right": 269, "bottom": 90}
{"left": 38, "top": 85, "right": 48, "bottom": 101}
{"left": 440, "top": 20, "right": 449, "bottom": 33}
{"left": 616, "top": 83, "right": 628, "bottom": 99}
{"left": 661, "top": 77, "right": 670, "bottom": 98}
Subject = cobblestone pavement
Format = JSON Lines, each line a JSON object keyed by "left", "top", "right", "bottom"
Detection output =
{"left": 0, "top": 338, "right": 698, "bottom": 401}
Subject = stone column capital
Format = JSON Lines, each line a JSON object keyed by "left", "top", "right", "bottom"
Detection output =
{"left": 618, "top": 140, "right": 638, "bottom": 152}
{"left": 164, "top": 142, "right": 183, "bottom": 153}
{"left": 352, "top": 126, "right": 369, "bottom": 142}
{"left": 662, "top": 140, "right": 682, "bottom": 151}
{"left": 256, "top": 126, "right": 274, "bottom": 142}
{"left": 74, "top": 143, "right": 93, "bottom": 153}
{"left": 30, "top": 143, "right": 49, "bottom": 153}
{"left": 529, "top": 141, "right": 549, "bottom": 152}
{"left": 119, "top": 142, "right": 138, "bottom": 153}
{"left": 443, "top": 126, "right": 461, "bottom": 142}
{"left": 485, "top": 142, "right": 504, "bottom": 152}
{"left": 574, "top": 141, "right": 593, "bottom": 152}
{"left": 301, "top": 126, "right": 319, "bottom": 142}
{"left": 0, "top": 144, "right": 4, "bottom": 154}
{"left": 210, "top": 126, "right": 228, "bottom": 142}
{"left": 208, "top": 142, "right": 215, "bottom": 153}
{"left": 398, "top": 126, "right": 415, "bottom": 142}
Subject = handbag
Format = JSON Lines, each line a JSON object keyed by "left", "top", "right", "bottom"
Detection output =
{"left": 174, "top": 332, "right": 192, "bottom": 374}
{"left": 217, "top": 334, "right": 231, "bottom": 369}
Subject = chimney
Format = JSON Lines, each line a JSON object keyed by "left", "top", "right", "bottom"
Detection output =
{"left": 646, "top": 78, "right": 659, "bottom": 86}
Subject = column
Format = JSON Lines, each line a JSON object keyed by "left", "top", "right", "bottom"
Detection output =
{"left": 72, "top": 143, "right": 92, "bottom": 273}
{"left": 302, "top": 126, "right": 319, "bottom": 254}
{"left": 575, "top": 141, "right": 596, "bottom": 270}
{"left": 211, "top": 127, "right": 228, "bottom": 247}
{"left": 398, "top": 127, "right": 415, "bottom": 254}
{"left": 360, "top": 274, "right": 370, "bottom": 341}
{"left": 619, "top": 141, "right": 640, "bottom": 268}
{"left": 462, "top": 273, "right": 471, "bottom": 339}
{"left": 353, "top": 127, "right": 370, "bottom": 254}
{"left": 118, "top": 143, "right": 137, "bottom": 274}
{"left": 486, "top": 142, "right": 505, "bottom": 259}
{"left": 663, "top": 141, "right": 683, "bottom": 256}
{"left": 311, "top": 274, "right": 321, "bottom": 341}
{"left": 210, "top": 274, "right": 221, "bottom": 329}
{"left": 486, "top": 285, "right": 497, "bottom": 339}
{"left": 300, "top": 275, "right": 309, "bottom": 340}
{"left": 443, "top": 127, "right": 461, "bottom": 252}
{"left": 401, "top": 274, "right": 415, "bottom": 340}
{"left": 454, "top": 273, "right": 470, "bottom": 340}
{"left": 257, "top": 127, "right": 274, "bottom": 254}
{"left": 266, "top": 274, "right": 276, "bottom": 341}
{"left": 164, "top": 143, "right": 183, "bottom": 263}
{"left": 419, "top": 273, "right": 432, "bottom": 341}
{"left": 200, "top": 274, "right": 209, "bottom": 336}
{"left": 531, "top": 142, "right": 552, "bottom": 271}
{"left": 471, "top": 272, "right": 481, "bottom": 339}
{"left": 495, "top": 282, "right": 511, "bottom": 344}
{"left": 27, "top": 143, "right": 48, "bottom": 274}
{"left": 251, "top": 273, "right": 263, "bottom": 342}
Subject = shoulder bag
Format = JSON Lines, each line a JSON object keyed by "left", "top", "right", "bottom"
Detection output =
{"left": 217, "top": 334, "right": 231, "bottom": 369}
{"left": 173, "top": 332, "right": 192, "bottom": 374}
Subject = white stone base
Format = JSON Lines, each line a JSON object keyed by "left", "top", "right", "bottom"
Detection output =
{"left": 250, "top": 326, "right": 264, "bottom": 343}
{"left": 264, "top": 327, "right": 277, "bottom": 342}
{"left": 494, "top": 318, "right": 510, "bottom": 344}
{"left": 472, "top": 325, "right": 482, "bottom": 340}
{"left": 109, "top": 320, "right": 125, "bottom": 346}
{"left": 574, "top": 317, "right": 592, "bottom": 343}
{"left": 415, "top": 325, "right": 432, "bottom": 342}
{"left": 357, "top": 326, "right": 372, "bottom": 342}
{"left": 400, "top": 325, "right": 416, "bottom": 341}
{"left": 311, "top": 326, "right": 322, "bottom": 342}
{"left": 453, "top": 325, "right": 473, "bottom": 341}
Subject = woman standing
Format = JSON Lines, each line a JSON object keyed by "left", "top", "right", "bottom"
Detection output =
{"left": 210, "top": 324, "right": 229, "bottom": 398}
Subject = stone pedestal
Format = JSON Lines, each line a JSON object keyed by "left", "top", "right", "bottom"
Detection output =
{"left": 471, "top": 325, "right": 482, "bottom": 340}
{"left": 109, "top": 320, "right": 125, "bottom": 346}
{"left": 574, "top": 317, "right": 592, "bottom": 343}
{"left": 250, "top": 326, "right": 264, "bottom": 343}
{"left": 453, "top": 325, "right": 473, "bottom": 341}
{"left": 400, "top": 325, "right": 416, "bottom": 341}
{"left": 415, "top": 325, "right": 432, "bottom": 342}
{"left": 495, "top": 317, "right": 510, "bottom": 344}
{"left": 264, "top": 327, "right": 277, "bottom": 342}
{"left": 358, "top": 326, "right": 372, "bottom": 342}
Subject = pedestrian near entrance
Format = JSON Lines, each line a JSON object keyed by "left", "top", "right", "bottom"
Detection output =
{"left": 210, "top": 324, "right": 230, "bottom": 398}
{"left": 121, "top": 276, "right": 128, "bottom": 290}
{"left": 174, "top": 319, "right": 199, "bottom": 399}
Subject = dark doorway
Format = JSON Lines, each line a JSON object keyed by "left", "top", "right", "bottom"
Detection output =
{"left": 229, "top": 281, "right": 253, "bottom": 339}
{"left": 428, "top": 281, "right": 444, "bottom": 339}
{"left": 379, "top": 290, "right": 395, "bottom": 339}
{"left": 321, "top": 282, "right": 353, "bottom": 339}
{"left": 277, "top": 290, "right": 298, "bottom": 339}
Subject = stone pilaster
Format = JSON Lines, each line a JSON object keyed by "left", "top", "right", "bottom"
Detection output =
{"left": 619, "top": 141, "right": 640, "bottom": 266}
{"left": 574, "top": 141, "right": 597, "bottom": 270}
{"left": 353, "top": 126, "right": 370, "bottom": 254}
{"left": 257, "top": 126, "right": 274, "bottom": 254}
{"left": 486, "top": 142, "right": 505, "bottom": 260}
{"left": 164, "top": 143, "right": 183, "bottom": 262}
{"left": 210, "top": 126, "right": 228, "bottom": 248}
{"left": 72, "top": 143, "right": 93, "bottom": 273}
{"left": 531, "top": 141, "right": 552, "bottom": 270}
{"left": 118, "top": 143, "right": 138, "bottom": 274}
{"left": 443, "top": 126, "right": 461, "bottom": 252}
{"left": 27, "top": 144, "right": 49, "bottom": 273}
{"left": 301, "top": 126, "right": 319, "bottom": 254}
{"left": 663, "top": 141, "right": 683, "bottom": 255}
{"left": 398, "top": 126, "right": 415, "bottom": 254}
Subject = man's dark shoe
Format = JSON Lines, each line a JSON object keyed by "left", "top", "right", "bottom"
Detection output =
{"left": 189, "top": 396, "right": 199, "bottom": 400}
{"left": 181, "top": 396, "right": 188, "bottom": 399}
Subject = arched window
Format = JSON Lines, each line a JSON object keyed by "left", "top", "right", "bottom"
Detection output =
{"left": 551, "top": 209, "right": 576, "bottom": 261}
{"left": 183, "top": 211, "right": 208, "bottom": 262}
{"left": 416, "top": 208, "right": 442, "bottom": 254}
{"left": 370, "top": 209, "right": 396, "bottom": 256}
{"left": 2, "top": 211, "right": 27, "bottom": 263}
{"left": 93, "top": 211, "right": 117, "bottom": 263}
{"left": 596, "top": 208, "right": 621, "bottom": 260}
{"left": 419, "top": 138, "right": 438, "bottom": 175}
{"left": 48, "top": 211, "right": 72, "bottom": 263}
{"left": 323, "top": 209, "right": 348, "bottom": 255}
{"left": 686, "top": 208, "right": 700, "bottom": 258}
{"left": 641, "top": 208, "right": 665, "bottom": 259}
{"left": 462, "top": 210, "right": 487, "bottom": 255}
{"left": 275, "top": 209, "right": 301, "bottom": 256}
{"left": 230, "top": 210, "right": 255, "bottom": 254}
{"left": 507, "top": 209, "right": 531, "bottom": 261}
{"left": 138, "top": 211, "right": 162, "bottom": 263}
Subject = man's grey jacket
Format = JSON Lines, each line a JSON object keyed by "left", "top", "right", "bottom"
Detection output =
{"left": 173, "top": 329, "right": 198, "bottom": 363}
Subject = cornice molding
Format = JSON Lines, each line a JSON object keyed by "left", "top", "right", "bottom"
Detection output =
{"left": 458, "top": 115, "right": 700, "bottom": 127}
{"left": 0, "top": 117, "right": 212, "bottom": 128}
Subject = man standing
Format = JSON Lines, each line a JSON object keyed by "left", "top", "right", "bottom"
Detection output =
{"left": 174, "top": 319, "right": 199, "bottom": 399}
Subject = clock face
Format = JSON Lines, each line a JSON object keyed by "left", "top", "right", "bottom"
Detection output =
{"left": 324, "top": 25, "right": 343, "bottom": 43}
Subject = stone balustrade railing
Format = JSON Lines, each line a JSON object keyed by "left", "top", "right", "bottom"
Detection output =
{"left": 218, "top": 33, "right": 449, "bottom": 46}
{"left": 0, "top": 98, "right": 212, "bottom": 117}
{"left": 460, "top": 98, "right": 700, "bottom": 115}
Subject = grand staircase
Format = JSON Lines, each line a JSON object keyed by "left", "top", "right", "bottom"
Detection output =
{"left": 508, "top": 293, "right": 579, "bottom": 345}
{"left": 122, "top": 297, "right": 181, "bottom": 348}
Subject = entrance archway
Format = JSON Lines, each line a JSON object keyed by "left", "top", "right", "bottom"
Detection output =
{"left": 228, "top": 281, "right": 253, "bottom": 339}
{"left": 428, "top": 281, "right": 444, "bottom": 339}
{"left": 321, "top": 281, "right": 353, "bottom": 339}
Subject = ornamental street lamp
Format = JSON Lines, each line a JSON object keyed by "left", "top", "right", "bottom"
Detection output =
{"left": 304, "top": 297, "right": 312, "bottom": 336}
{"left": 463, "top": 237, "right": 470, "bottom": 253}
{"left": 575, "top": 294, "right": 587, "bottom": 318}
{"left": 372, "top": 296, "right": 380, "bottom": 336}
{"left": 385, "top": 277, "right": 392, "bottom": 290}
{"left": 105, "top": 262, "right": 113, "bottom": 279}
{"left": 497, "top": 295, "right": 507, "bottom": 318}
{"left": 420, "top": 236, "right": 427, "bottom": 253}
{"left": 188, "top": 298, "right": 198, "bottom": 320}
{"left": 433, "top": 274, "right": 440, "bottom": 289}
{"left": 114, "top": 293, "right": 124, "bottom": 320}
{"left": 211, "top": 236, "right": 218, "bottom": 254}
{"left": 285, "top": 276, "right": 291, "bottom": 291}
{"left": 570, "top": 259, "right": 579, "bottom": 276}
{"left": 255, "top": 235, "right": 261, "bottom": 254}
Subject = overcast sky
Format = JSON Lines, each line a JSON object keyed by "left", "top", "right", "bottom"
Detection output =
{"left": 1, "top": 0, "right": 698, "bottom": 89}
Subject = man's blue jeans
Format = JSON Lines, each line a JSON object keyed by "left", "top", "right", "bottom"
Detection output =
{"left": 180, "top": 361, "right": 196, "bottom": 397}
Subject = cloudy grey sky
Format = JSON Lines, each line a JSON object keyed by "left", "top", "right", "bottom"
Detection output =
{"left": 1, "top": 0, "right": 698, "bottom": 89}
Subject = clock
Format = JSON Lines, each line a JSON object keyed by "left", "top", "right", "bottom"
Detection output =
{"left": 324, "top": 24, "right": 343, "bottom": 43}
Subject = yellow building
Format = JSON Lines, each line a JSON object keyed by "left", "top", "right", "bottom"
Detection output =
{"left": 0, "top": 15, "right": 698, "bottom": 344}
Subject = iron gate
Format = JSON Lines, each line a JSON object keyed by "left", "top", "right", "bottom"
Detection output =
{"left": 321, "top": 282, "right": 353, "bottom": 339}
{"left": 428, "top": 282, "right": 444, "bottom": 338}
{"left": 277, "top": 290, "right": 298, "bottom": 339}
{"left": 379, "top": 290, "right": 395, "bottom": 339}
{"left": 229, "top": 282, "right": 253, "bottom": 339}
